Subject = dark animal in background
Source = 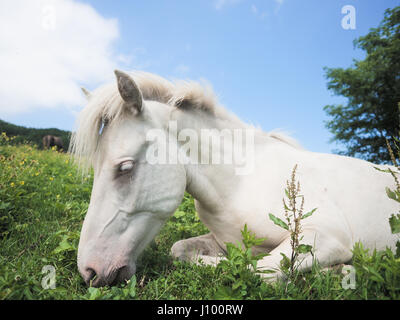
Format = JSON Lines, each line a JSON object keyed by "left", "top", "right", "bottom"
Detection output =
{"left": 42, "top": 135, "right": 64, "bottom": 152}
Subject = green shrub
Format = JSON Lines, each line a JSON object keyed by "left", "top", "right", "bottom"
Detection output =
{"left": 352, "top": 243, "right": 400, "bottom": 299}
{"left": 214, "top": 224, "right": 272, "bottom": 299}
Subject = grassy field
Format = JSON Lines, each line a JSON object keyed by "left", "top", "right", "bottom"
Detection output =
{"left": 0, "top": 119, "right": 71, "bottom": 151}
{"left": 1, "top": 133, "right": 399, "bottom": 300}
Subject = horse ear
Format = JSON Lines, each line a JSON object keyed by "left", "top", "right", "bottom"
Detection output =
{"left": 81, "top": 87, "right": 91, "bottom": 100}
{"left": 114, "top": 70, "right": 143, "bottom": 114}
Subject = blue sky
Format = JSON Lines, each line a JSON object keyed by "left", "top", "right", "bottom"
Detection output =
{"left": 2, "top": 0, "right": 399, "bottom": 153}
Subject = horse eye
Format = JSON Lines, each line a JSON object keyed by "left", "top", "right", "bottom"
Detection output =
{"left": 119, "top": 160, "right": 134, "bottom": 172}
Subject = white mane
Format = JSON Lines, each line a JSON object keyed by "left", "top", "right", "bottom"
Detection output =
{"left": 69, "top": 71, "right": 302, "bottom": 168}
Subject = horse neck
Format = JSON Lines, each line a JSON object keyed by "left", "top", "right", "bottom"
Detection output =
{"left": 169, "top": 107, "right": 258, "bottom": 212}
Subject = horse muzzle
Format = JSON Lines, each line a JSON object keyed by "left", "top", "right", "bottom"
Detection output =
{"left": 79, "top": 261, "right": 136, "bottom": 287}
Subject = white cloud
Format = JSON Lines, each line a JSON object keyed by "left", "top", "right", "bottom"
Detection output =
{"left": 0, "top": 0, "right": 121, "bottom": 115}
{"left": 250, "top": 4, "right": 268, "bottom": 19}
{"left": 174, "top": 64, "right": 190, "bottom": 75}
{"left": 116, "top": 47, "right": 149, "bottom": 69}
{"left": 274, "top": 0, "right": 285, "bottom": 14}
{"left": 214, "top": 0, "right": 242, "bottom": 10}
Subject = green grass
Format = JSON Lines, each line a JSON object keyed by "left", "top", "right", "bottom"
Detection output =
{"left": 1, "top": 135, "right": 399, "bottom": 300}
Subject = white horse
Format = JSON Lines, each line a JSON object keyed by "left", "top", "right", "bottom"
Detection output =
{"left": 71, "top": 70, "right": 398, "bottom": 287}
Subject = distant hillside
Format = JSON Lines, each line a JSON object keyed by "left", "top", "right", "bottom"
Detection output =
{"left": 0, "top": 119, "right": 71, "bottom": 150}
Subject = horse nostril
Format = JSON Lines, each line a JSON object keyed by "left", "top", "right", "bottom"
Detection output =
{"left": 84, "top": 267, "right": 97, "bottom": 285}
{"left": 110, "top": 266, "right": 127, "bottom": 285}
{"left": 112, "top": 265, "right": 134, "bottom": 285}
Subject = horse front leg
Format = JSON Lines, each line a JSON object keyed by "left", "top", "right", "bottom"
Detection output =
{"left": 171, "top": 233, "right": 226, "bottom": 266}
{"left": 257, "top": 229, "right": 353, "bottom": 281}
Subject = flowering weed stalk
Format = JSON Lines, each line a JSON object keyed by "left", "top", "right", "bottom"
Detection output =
{"left": 268, "top": 164, "right": 317, "bottom": 283}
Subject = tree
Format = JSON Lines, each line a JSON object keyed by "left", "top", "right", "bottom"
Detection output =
{"left": 323, "top": 6, "right": 400, "bottom": 164}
